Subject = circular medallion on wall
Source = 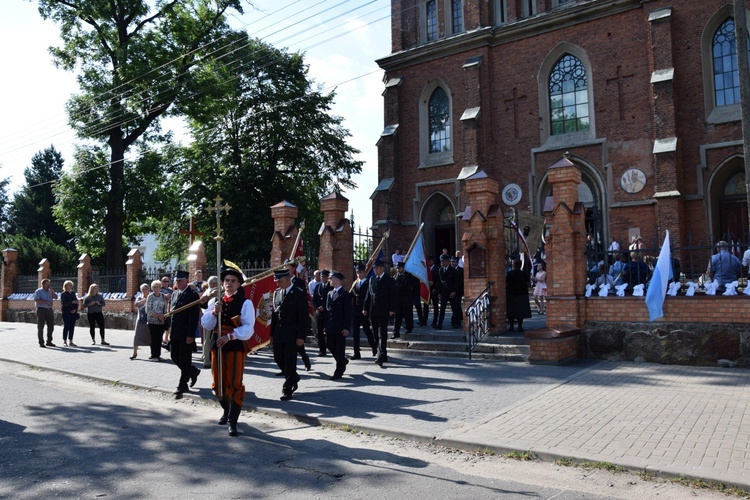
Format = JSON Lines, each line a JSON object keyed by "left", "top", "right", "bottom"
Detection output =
{"left": 502, "top": 183, "right": 522, "bottom": 206}
{"left": 620, "top": 168, "right": 646, "bottom": 194}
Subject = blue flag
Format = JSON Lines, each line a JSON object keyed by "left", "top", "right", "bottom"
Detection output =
{"left": 645, "top": 230, "right": 672, "bottom": 322}
{"left": 403, "top": 232, "right": 429, "bottom": 289}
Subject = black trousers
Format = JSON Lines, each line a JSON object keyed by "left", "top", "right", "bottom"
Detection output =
{"left": 393, "top": 301, "right": 413, "bottom": 333}
{"left": 326, "top": 331, "right": 347, "bottom": 376}
{"left": 413, "top": 295, "right": 427, "bottom": 326}
{"left": 148, "top": 324, "right": 165, "bottom": 358}
{"left": 450, "top": 296, "right": 462, "bottom": 327}
{"left": 370, "top": 315, "right": 389, "bottom": 362}
{"left": 430, "top": 292, "right": 440, "bottom": 326}
{"left": 87, "top": 312, "right": 106, "bottom": 340}
{"left": 273, "top": 339, "right": 300, "bottom": 394}
{"left": 171, "top": 337, "right": 198, "bottom": 391}
{"left": 352, "top": 312, "right": 375, "bottom": 354}
{"left": 437, "top": 295, "right": 451, "bottom": 328}
{"left": 315, "top": 313, "right": 327, "bottom": 354}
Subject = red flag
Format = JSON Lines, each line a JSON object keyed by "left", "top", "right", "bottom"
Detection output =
{"left": 242, "top": 274, "right": 275, "bottom": 352}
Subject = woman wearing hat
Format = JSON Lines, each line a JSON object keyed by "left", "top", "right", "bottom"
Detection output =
{"left": 201, "top": 265, "right": 255, "bottom": 436}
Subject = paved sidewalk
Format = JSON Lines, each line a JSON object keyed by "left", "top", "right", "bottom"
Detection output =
{"left": 2, "top": 320, "right": 749, "bottom": 489}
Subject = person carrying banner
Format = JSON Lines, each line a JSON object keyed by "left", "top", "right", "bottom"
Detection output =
{"left": 271, "top": 268, "right": 309, "bottom": 401}
{"left": 392, "top": 261, "right": 414, "bottom": 338}
{"left": 200, "top": 265, "right": 255, "bottom": 437}
{"left": 284, "top": 258, "right": 312, "bottom": 371}
{"left": 351, "top": 263, "right": 376, "bottom": 358}
{"left": 312, "top": 269, "right": 332, "bottom": 356}
{"left": 363, "top": 259, "right": 396, "bottom": 366}
{"left": 169, "top": 270, "right": 201, "bottom": 400}
{"left": 325, "top": 271, "right": 352, "bottom": 380}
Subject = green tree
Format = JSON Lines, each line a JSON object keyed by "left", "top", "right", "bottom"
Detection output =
{"left": 0, "top": 176, "right": 10, "bottom": 233}
{"left": 7, "top": 146, "right": 73, "bottom": 248}
{"left": 170, "top": 36, "right": 362, "bottom": 260}
{"left": 53, "top": 143, "right": 181, "bottom": 265}
{"left": 0, "top": 234, "right": 77, "bottom": 275}
{"left": 38, "top": 0, "right": 244, "bottom": 269}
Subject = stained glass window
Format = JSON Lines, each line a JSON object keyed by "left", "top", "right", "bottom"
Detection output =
{"left": 549, "top": 54, "right": 589, "bottom": 135}
{"left": 429, "top": 87, "right": 451, "bottom": 153}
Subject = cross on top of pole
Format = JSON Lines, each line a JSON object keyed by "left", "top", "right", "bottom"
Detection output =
{"left": 206, "top": 196, "right": 231, "bottom": 241}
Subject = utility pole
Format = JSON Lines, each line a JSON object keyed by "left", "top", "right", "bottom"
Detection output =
{"left": 734, "top": 0, "right": 750, "bottom": 243}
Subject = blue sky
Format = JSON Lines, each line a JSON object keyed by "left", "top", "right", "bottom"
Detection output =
{"left": 0, "top": 0, "right": 391, "bottom": 232}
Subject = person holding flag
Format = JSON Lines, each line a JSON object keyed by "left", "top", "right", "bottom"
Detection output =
{"left": 200, "top": 264, "right": 255, "bottom": 437}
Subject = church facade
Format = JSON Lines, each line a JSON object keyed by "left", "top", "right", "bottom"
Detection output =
{"left": 373, "top": 0, "right": 748, "bottom": 260}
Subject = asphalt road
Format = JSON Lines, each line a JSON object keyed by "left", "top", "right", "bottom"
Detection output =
{"left": 0, "top": 362, "right": 730, "bottom": 499}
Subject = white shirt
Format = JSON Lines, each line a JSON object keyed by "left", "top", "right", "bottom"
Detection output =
{"left": 608, "top": 241, "right": 620, "bottom": 252}
{"left": 742, "top": 249, "right": 750, "bottom": 268}
{"left": 200, "top": 294, "right": 256, "bottom": 341}
{"left": 308, "top": 279, "right": 320, "bottom": 297}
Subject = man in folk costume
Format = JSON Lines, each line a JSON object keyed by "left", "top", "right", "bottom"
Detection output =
{"left": 325, "top": 271, "right": 352, "bottom": 380}
{"left": 351, "top": 263, "right": 376, "bottom": 358}
{"left": 270, "top": 268, "right": 309, "bottom": 401}
{"left": 363, "top": 259, "right": 396, "bottom": 367}
{"left": 170, "top": 270, "right": 201, "bottom": 400}
{"left": 200, "top": 265, "right": 255, "bottom": 437}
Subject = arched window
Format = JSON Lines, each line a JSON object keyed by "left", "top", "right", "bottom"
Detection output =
{"left": 549, "top": 54, "right": 590, "bottom": 135}
{"left": 713, "top": 18, "right": 741, "bottom": 107}
{"left": 426, "top": 0, "right": 438, "bottom": 41}
{"left": 429, "top": 87, "right": 451, "bottom": 153}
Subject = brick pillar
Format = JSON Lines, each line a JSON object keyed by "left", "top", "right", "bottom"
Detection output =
{"left": 270, "top": 201, "right": 299, "bottom": 267}
{"left": 319, "top": 192, "right": 354, "bottom": 288}
{"left": 524, "top": 157, "right": 584, "bottom": 365}
{"left": 126, "top": 249, "right": 143, "bottom": 299}
{"left": 0, "top": 248, "right": 19, "bottom": 321}
{"left": 37, "top": 258, "right": 51, "bottom": 287}
{"left": 77, "top": 254, "right": 92, "bottom": 297}
{"left": 187, "top": 240, "right": 206, "bottom": 277}
{"left": 461, "top": 171, "right": 505, "bottom": 331}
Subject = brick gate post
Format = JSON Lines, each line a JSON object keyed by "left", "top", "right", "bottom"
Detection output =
{"left": 319, "top": 192, "right": 354, "bottom": 289}
{"left": 270, "top": 201, "right": 299, "bottom": 267}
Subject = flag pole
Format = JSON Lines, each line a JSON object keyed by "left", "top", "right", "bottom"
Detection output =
{"left": 288, "top": 221, "right": 306, "bottom": 261}
{"left": 403, "top": 223, "right": 425, "bottom": 262}
{"left": 349, "top": 230, "right": 390, "bottom": 292}
{"left": 206, "top": 196, "right": 231, "bottom": 400}
{"left": 242, "top": 222, "right": 306, "bottom": 286}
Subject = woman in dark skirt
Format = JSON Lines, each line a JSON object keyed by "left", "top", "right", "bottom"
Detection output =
{"left": 506, "top": 259, "right": 532, "bottom": 332}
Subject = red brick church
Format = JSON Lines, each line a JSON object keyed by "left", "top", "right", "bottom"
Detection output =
{"left": 373, "top": 0, "right": 747, "bottom": 259}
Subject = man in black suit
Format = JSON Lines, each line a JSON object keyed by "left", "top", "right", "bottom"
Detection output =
{"left": 428, "top": 256, "right": 440, "bottom": 327}
{"left": 325, "top": 271, "right": 352, "bottom": 380}
{"left": 284, "top": 258, "right": 311, "bottom": 371}
{"left": 392, "top": 261, "right": 414, "bottom": 338}
{"left": 312, "top": 269, "right": 332, "bottom": 356}
{"left": 351, "top": 263, "right": 375, "bottom": 358}
{"left": 450, "top": 255, "right": 464, "bottom": 329}
{"left": 169, "top": 270, "right": 201, "bottom": 400}
{"left": 434, "top": 254, "right": 457, "bottom": 330}
{"left": 363, "top": 259, "right": 396, "bottom": 366}
{"left": 270, "top": 269, "right": 309, "bottom": 401}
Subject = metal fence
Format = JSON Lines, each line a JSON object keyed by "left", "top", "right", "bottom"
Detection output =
{"left": 584, "top": 243, "right": 749, "bottom": 294}
{"left": 465, "top": 282, "right": 493, "bottom": 360}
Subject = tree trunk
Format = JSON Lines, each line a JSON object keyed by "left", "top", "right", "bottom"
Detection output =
{"left": 105, "top": 131, "right": 126, "bottom": 270}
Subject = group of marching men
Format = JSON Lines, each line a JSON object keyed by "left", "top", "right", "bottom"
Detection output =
{"left": 189, "top": 252, "right": 465, "bottom": 437}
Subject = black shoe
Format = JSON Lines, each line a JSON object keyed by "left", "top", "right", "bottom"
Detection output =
{"left": 45, "top": 342, "right": 56, "bottom": 347}
{"left": 129, "top": 355, "right": 137, "bottom": 360}
{"left": 228, "top": 423, "right": 238, "bottom": 437}
{"left": 280, "top": 391, "right": 292, "bottom": 401}
{"left": 275, "top": 371, "right": 284, "bottom": 377}
{"left": 218, "top": 415, "right": 228, "bottom": 425}
{"left": 173, "top": 391, "right": 184, "bottom": 400}
{"left": 375, "top": 358, "right": 384, "bottom": 367}
{"left": 351, "top": 353, "right": 361, "bottom": 360}
{"left": 318, "top": 352, "right": 327, "bottom": 357}
{"left": 392, "top": 333, "right": 400, "bottom": 339}
{"left": 305, "top": 364, "right": 312, "bottom": 371}
{"left": 508, "top": 326, "right": 515, "bottom": 332}
{"left": 330, "top": 374, "right": 343, "bottom": 380}
{"left": 100, "top": 341, "right": 110, "bottom": 346}
{"left": 39, "top": 343, "right": 46, "bottom": 348}
{"left": 434, "top": 325, "right": 442, "bottom": 330}
{"left": 518, "top": 327, "right": 525, "bottom": 333}
{"left": 190, "top": 369, "right": 200, "bottom": 388}
{"left": 405, "top": 330, "right": 412, "bottom": 334}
